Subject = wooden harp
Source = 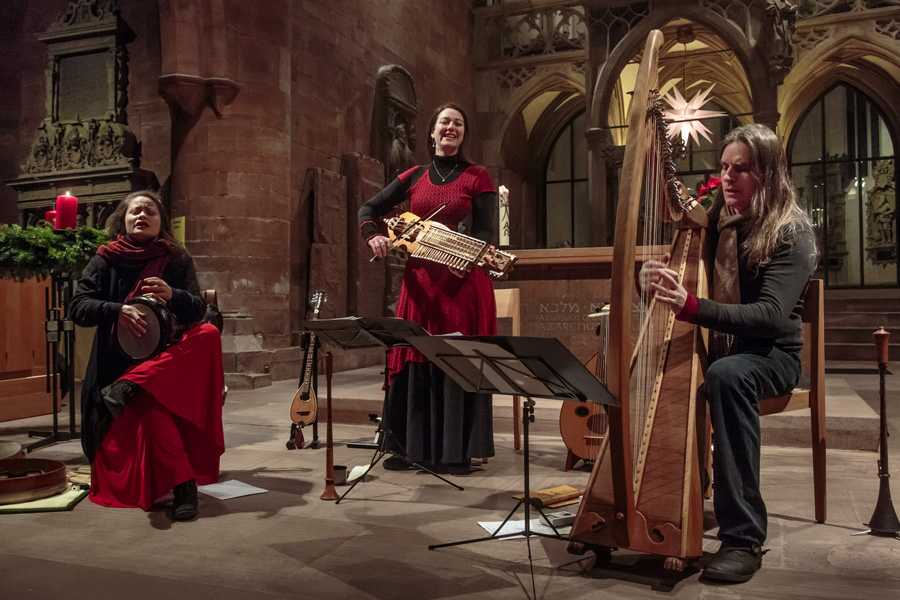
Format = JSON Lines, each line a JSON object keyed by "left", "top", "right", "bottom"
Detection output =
{"left": 568, "top": 29, "right": 709, "bottom": 564}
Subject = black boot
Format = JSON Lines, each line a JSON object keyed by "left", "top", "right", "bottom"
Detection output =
{"left": 172, "top": 479, "right": 198, "bottom": 521}
{"left": 702, "top": 544, "right": 764, "bottom": 583}
{"left": 100, "top": 379, "right": 145, "bottom": 418}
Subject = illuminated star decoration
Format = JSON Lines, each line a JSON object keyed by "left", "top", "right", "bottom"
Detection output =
{"left": 662, "top": 84, "right": 726, "bottom": 145}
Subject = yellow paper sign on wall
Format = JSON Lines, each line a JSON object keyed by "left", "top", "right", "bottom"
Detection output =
{"left": 171, "top": 216, "right": 185, "bottom": 245}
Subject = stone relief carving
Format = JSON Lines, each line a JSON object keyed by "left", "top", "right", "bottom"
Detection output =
{"left": 765, "top": 1, "right": 798, "bottom": 84}
{"left": 488, "top": 5, "right": 587, "bottom": 60}
{"left": 497, "top": 67, "right": 536, "bottom": 89}
{"left": 23, "top": 119, "right": 137, "bottom": 174}
{"left": 794, "top": 27, "right": 829, "bottom": 58}
{"left": 587, "top": 3, "right": 649, "bottom": 58}
{"left": 875, "top": 17, "right": 900, "bottom": 41}
{"left": 372, "top": 65, "right": 418, "bottom": 182}
{"left": 54, "top": 0, "right": 118, "bottom": 27}
{"left": 8, "top": 0, "right": 145, "bottom": 228}
{"left": 865, "top": 159, "right": 897, "bottom": 266}
{"left": 797, "top": 0, "right": 900, "bottom": 18}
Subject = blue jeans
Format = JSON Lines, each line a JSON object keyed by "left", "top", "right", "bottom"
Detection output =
{"left": 704, "top": 346, "right": 801, "bottom": 547}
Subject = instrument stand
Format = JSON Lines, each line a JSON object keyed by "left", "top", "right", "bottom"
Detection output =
{"left": 28, "top": 272, "right": 80, "bottom": 453}
{"left": 301, "top": 317, "right": 467, "bottom": 504}
{"left": 287, "top": 331, "right": 319, "bottom": 450}
{"left": 409, "top": 334, "right": 615, "bottom": 595}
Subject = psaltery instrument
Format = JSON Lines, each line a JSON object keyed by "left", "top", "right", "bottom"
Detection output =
{"left": 382, "top": 211, "right": 517, "bottom": 280}
{"left": 567, "top": 29, "right": 710, "bottom": 569}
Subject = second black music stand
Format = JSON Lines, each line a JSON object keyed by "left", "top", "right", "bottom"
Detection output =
{"left": 302, "top": 316, "right": 465, "bottom": 503}
{"left": 407, "top": 335, "right": 616, "bottom": 552}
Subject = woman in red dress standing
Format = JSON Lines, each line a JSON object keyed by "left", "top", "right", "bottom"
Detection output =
{"left": 71, "top": 190, "right": 224, "bottom": 520}
{"left": 358, "top": 103, "right": 497, "bottom": 475}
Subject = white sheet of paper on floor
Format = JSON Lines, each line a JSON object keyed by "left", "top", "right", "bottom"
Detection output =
{"left": 478, "top": 518, "right": 572, "bottom": 539}
{"left": 197, "top": 480, "right": 268, "bottom": 500}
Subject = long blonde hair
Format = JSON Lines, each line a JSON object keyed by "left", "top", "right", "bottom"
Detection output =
{"left": 718, "top": 124, "right": 813, "bottom": 269}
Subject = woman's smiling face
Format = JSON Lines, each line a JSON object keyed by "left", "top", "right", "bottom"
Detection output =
{"left": 431, "top": 108, "right": 465, "bottom": 157}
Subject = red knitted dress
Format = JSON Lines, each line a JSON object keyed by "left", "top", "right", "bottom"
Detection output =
{"left": 361, "top": 161, "right": 498, "bottom": 467}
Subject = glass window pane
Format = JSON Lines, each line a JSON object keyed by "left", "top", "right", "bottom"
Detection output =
{"left": 546, "top": 182, "right": 572, "bottom": 248}
{"left": 546, "top": 127, "right": 571, "bottom": 181}
{"left": 573, "top": 112, "right": 588, "bottom": 180}
{"left": 824, "top": 87, "right": 849, "bottom": 159}
{"left": 791, "top": 102, "right": 822, "bottom": 164}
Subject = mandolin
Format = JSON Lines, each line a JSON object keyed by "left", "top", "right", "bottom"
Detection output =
{"left": 383, "top": 211, "right": 517, "bottom": 280}
{"left": 290, "top": 289, "right": 326, "bottom": 425}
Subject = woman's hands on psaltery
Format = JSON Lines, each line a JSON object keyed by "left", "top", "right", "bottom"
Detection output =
{"left": 117, "top": 277, "right": 173, "bottom": 338}
{"left": 639, "top": 253, "right": 688, "bottom": 314}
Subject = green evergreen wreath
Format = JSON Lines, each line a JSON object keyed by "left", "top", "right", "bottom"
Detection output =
{"left": 0, "top": 224, "right": 109, "bottom": 281}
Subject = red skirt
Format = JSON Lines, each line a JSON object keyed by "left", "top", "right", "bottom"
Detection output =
{"left": 89, "top": 323, "right": 225, "bottom": 510}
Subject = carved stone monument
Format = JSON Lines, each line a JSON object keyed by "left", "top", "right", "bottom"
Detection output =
{"left": 6, "top": 0, "right": 156, "bottom": 228}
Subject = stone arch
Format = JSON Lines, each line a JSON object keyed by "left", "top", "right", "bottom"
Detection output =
{"left": 493, "top": 69, "right": 586, "bottom": 248}
{"left": 496, "top": 69, "right": 586, "bottom": 170}
{"left": 781, "top": 36, "right": 900, "bottom": 145}
{"left": 590, "top": 7, "right": 766, "bottom": 130}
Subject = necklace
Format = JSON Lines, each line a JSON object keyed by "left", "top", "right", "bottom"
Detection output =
{"left": 432, "top": 160, "right": 459, "bottom": 183}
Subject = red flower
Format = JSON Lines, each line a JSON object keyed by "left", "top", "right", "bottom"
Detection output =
{"left": 697, "top": 177, "right": 721, "bottom": 198}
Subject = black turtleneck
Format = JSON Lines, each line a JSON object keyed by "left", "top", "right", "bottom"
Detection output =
{"left": 358, "top": 154, "right": 496, "bottom": 244}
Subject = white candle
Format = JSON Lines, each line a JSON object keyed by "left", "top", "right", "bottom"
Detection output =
{"left": 498, "top": 185, "right": 510, "bottom": 247}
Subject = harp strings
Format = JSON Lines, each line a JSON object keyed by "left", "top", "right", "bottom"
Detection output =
{"left": 630, "top": 91, "right": 674, "bottom": 475}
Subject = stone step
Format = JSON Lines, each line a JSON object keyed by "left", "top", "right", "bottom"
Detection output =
{"left": 225, "top": 372, "right": 272, "bottom": 390}
{"left": 825, "top": 312, "right": 900, "bottom": 328}
{"left": 824, "top": 326, "right": 900, "bottom": 344}
{"left": 826, "top": 342, "right": 900, "bottom": 362}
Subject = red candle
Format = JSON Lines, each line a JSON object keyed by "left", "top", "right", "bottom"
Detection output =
{"left": 55, "top": 192, "right": 78, "bottom": 229}
{"left": 45, "top": 210, "right": 56, "bottom": 227}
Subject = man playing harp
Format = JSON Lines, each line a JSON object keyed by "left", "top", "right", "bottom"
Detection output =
{"left": 644, "top": 124, "right": 817, "bottom": 582}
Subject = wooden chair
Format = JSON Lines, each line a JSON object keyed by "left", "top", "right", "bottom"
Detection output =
{"left": 757, "top": 278, "right": 826, "bottom": 523}
{"left": 699, "top": 280, "right": 826, "bottom": 524}
{"left": 494, "top": 287, "right": 522, "bottom": 452}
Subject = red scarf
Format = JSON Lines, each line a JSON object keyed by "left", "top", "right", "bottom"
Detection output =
{"left": 97, "top": 236, "right": 176, "bottom": 301}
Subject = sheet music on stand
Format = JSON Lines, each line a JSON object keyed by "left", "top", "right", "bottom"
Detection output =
{"left": 408, "top": 333, "right": 616, "bottom": 575}
{"left": 301, "top": 316, "right": 429, "bottom": 351}
{"left": 408, "top": 335, "right": 617, "bottom": 406}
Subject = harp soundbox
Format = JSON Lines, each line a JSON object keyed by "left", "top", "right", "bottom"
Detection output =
{"left": 568, "top": 29, "right": 710, "bottom": 566}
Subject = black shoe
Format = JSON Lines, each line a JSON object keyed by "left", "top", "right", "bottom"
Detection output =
{"left": 383, "top": 455, "right": 415, "bottom": 471}
{"left": 172, "top": 479, "right": 198, "bottom": 521}
{"left": 100, "top": 379, "right": 145, "bottom": 418}
{"left": 702, "top": 544, "right": 764, "bottom": 583}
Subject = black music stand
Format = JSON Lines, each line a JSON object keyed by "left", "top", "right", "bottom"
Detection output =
{"left": 407, "top": 335, "right": 616, "bottom": 552}
{"left": 302, "top": 316, "right": 465, "bottom": 503}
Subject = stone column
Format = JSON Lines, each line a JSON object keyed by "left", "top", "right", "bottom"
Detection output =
{"left": 157, "top": 1, "right": 293, "bottom": 385}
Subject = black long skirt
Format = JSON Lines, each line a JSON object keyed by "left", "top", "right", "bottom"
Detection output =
{"left": 385, "top": 361, "right": 494, "bottom": 465}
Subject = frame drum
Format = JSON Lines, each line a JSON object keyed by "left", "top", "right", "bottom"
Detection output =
{"left": 0, "top": 458, "right": 68, "bottom": 505}
{"left": 115, "top": 295, "right": 175, "bottom": 362}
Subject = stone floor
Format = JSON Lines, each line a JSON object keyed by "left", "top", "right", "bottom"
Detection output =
{"left": 1, "top": 361, "right": 899, "bottom": 599}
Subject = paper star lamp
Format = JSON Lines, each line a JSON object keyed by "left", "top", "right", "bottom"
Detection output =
{"left": 662, "top": 84, "right": 726, "bottom": 145}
